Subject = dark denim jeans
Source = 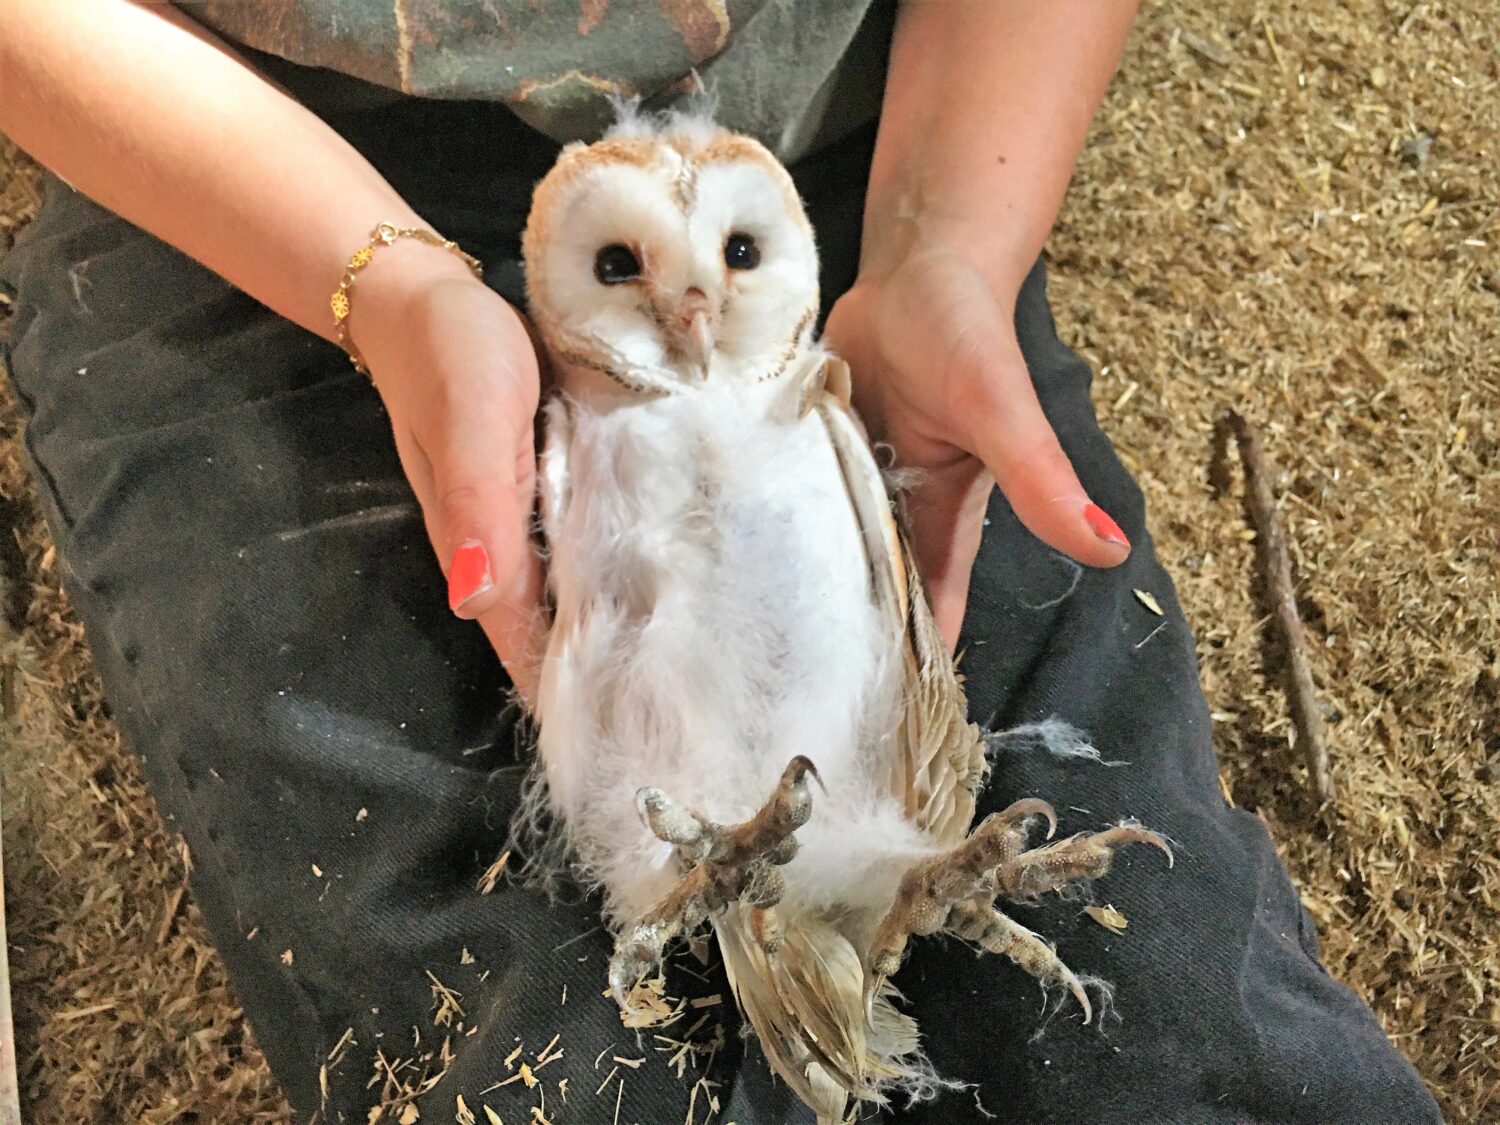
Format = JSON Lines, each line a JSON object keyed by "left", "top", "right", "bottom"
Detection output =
{"left": 0, "top": 62, "right": 1437, "bottom": 1125}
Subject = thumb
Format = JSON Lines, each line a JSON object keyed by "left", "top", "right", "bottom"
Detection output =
{"left": 954, "top": 304, "right": 1132, "bottom": 570}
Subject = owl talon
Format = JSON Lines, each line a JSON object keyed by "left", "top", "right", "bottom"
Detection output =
{"left": 868, "top": 809, "right": 1169, "bottom": 1019}
{"left": 948, "top": 896, "right": 1094, "bottom": 1024}
{"left": 607, "top": 756, "right": 818, "bottom": 1014}
{"left": 1090, "top": 824, "right": 1175, "bottom": 865}
{"left": 999, "top": 825, "right": 1173, "bottom": 899}
{"left": 609, "top": 931, "right": 664, "bottom": 1011}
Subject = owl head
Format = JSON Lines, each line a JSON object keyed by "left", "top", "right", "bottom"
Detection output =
{"left": 522, "top": 108, "right": 820, "bottom": 394}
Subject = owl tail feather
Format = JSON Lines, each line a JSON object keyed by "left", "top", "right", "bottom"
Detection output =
{"left": 715, "top": 905, "right": 924, "bottom": 1125}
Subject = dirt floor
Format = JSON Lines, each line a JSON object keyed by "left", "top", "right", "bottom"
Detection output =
{"left": 2, "top": 1, "right": 1497, "bottom": 1121}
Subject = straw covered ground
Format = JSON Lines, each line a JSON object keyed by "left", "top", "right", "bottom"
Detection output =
{"left": 1, "top": 1, "right": 1496, "bottom": 1121}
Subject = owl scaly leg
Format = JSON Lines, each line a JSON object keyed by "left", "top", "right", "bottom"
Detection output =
{"left": 867, "top": 801, "right": 1172, "bottom": 1023}
{"left": 608, "top": 755, "right": 819, "bottom": 1011}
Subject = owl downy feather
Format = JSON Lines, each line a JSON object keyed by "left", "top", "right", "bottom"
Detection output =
{"left": 519, "top": 107, "right": 1170, "bottom": 1122}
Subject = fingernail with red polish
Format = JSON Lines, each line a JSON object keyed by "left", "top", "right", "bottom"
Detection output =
{"left": 448, "top": 539, "right": 493, "bottom": 612}
{"left": 1083, "top": 502, "right": 1130, "bottom": 548}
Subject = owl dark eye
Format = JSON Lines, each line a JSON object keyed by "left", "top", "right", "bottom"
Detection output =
{"left": 725, "top": 232, "right": 760, "bottom": 270}
{"left": 594, "top": 244, "right": 641, "bottom": 285}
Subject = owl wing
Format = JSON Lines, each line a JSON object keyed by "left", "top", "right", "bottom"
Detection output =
{"left": 803, "top": 357, "right": 988, "bottom": 848}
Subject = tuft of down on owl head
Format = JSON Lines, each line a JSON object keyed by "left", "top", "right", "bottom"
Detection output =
{"left": 522, "top": 105, "right": 821, "bottom": 395}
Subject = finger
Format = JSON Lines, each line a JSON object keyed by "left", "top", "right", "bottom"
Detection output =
{"left": 899, "top": 455, "right": 993, "bottom": 648}
{"left": 830, "top": 290, "right": 986, "bottom": 645}
{"left": 949, "top": 304, "right": 1130, "bottom": 570}
{"left": 471, "top": 438, "right": 547, "bottom": 702}
{"left": 473, "top": 507, "right": 547, "bottom": 705}
{"left": 419, "top": 400, "right": 548, "bottom": 700}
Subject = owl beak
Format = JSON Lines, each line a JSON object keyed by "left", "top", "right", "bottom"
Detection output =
{"left": 668, "top": 287, "right": 715, "bottom": 373}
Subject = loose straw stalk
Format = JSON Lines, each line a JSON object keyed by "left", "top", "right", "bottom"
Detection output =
{"left": 1226, "top": 411, "right": 1336, "bottom": 804}
{"left": 0, "top": 798, "right": 19, "bottom": 1125}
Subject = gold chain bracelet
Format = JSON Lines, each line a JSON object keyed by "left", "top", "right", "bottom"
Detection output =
{"left": 330, "top": 222, "right": 484, "bottom": 376}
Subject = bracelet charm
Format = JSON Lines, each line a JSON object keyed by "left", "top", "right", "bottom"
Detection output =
{"left": 331, "top": 222, "right": 483, "bottom": 376}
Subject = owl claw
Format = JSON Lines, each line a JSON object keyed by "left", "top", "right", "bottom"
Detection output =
{"left": 1068, "top": 971, "right": 1093, "bottom": 1025}
{"left": 999, "top": 823, "right": 1172, "bottom": 899}
{"left": 608, "top": 755, "right": 819, "bottom": 1015}
{"left": 1000, "top": 797, "right": 1058, "bottom": 841}
{"left": 1090, "top": 824, "right": 1175, "bottom": 867}
{"left": 868, "top": 808, "right": 1170, "bottom": 1021}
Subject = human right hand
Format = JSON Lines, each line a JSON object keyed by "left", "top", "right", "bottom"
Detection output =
{"left": 0, "top": 0, "right": 549, "bottom": 697}
{"left": 349, "top": 247, "right": 546, "bottom": 702}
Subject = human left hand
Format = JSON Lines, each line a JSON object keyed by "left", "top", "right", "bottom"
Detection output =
{"left": 824, "top": 227, "right": 1130, "bottom": 648}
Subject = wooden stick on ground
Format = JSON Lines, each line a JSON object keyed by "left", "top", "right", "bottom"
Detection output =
{"left": 1226, "top": 411, "right": 1336, "bottom": 804}
{"left": 0, "top": 796, "right": 21, "bottom": 1125}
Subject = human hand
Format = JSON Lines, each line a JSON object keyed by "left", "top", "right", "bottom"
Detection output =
{"left": 348, "top": 245, "right": 546, "bottom": 701}
{"left": 824, "top": 227, "right": 1130, "bottom": 649}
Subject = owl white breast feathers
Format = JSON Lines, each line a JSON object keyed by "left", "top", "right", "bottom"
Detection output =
{"left": 520, "top": 106, "right": 1170, "bottom": 1123}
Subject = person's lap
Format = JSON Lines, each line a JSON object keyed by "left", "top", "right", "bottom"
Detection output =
{"left": 0, "top": 86, "right": 1436, "bottom": 1124}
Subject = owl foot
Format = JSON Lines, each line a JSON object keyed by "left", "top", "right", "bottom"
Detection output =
{"left": 867, "top": 801, "right": 1171, "bottom": 1024}
{"left": 608, "top": 755, "right": 820, "bottom": 1012}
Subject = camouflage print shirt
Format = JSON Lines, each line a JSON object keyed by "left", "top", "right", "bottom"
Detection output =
{"left": 180, "top": 0, "right": 892, "bottom": 162}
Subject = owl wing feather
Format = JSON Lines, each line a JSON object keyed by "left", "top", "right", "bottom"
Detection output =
{"left": 809, "top": 357, "right": 988, "bottom": 848}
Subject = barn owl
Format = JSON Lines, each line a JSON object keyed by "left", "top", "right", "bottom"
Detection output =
{"left": 521, "top": 107, "right": 1171, "bottom": 1122}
